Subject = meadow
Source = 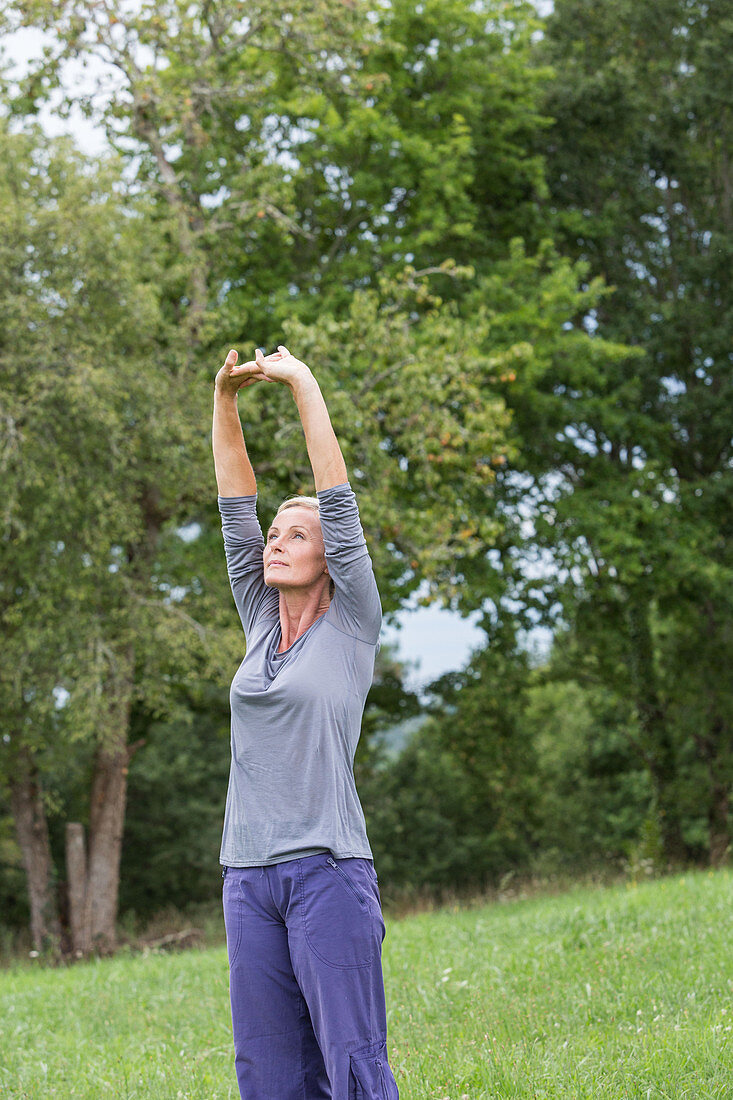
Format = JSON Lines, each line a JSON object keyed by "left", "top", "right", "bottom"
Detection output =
{"left": 1, "top": 869, "right": 731, "bottom": 1099}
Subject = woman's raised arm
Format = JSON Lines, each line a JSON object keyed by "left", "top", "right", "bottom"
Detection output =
{"left": 212, "top": 349, "right": 265, "bottom": 497}
{"left": 243, "top": 345, "right": 348, "bottom": 491}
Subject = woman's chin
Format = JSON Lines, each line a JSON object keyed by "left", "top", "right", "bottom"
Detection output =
{"left": 265, "top": 572, "right": 294, "bottom": 589}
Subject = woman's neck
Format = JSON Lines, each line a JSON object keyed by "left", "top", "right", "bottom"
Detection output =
{"left": 277, "top": 587, "right": 331, "bottom": 651}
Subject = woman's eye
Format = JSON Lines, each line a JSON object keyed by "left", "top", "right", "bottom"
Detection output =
{"left": 293, "top": 532, "right": 304, "bottom": 539}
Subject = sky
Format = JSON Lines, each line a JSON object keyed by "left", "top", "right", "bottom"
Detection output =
{"left": 382, "top": 604, "right": 485, "bottom": 690}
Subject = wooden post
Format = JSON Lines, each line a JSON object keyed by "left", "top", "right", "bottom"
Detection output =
{"left": 65, "top": 823, "right": 90, "bottom": 957}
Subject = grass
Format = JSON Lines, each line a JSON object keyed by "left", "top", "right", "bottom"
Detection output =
{"left": 0, "top": 868, "right": 731, "bottom": 1098}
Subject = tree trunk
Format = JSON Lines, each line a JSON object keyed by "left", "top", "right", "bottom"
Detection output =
{"left": 86, "top": 724, "right": 134, "bottom": 953}
{"left": 65, "top": 646, "right": 137, "bottom": 956}
{"left": 65, "top": 732, "right": 137, "bottom": 957}
{"left": 9, "top": 747, "right": 61, "bottom": 953}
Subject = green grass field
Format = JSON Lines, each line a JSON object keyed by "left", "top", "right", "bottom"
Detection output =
{"left": 1, "top": 869, "right": 731, "bottom": 1098}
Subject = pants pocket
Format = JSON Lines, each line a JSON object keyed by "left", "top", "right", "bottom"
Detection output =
{"left": 349, "top": 1040, "right": 399, "bottom": 1099}
{"left": 298, "top": 858, "right": 382, "bottom": 969}
{"left": 222, "top": 874, "right": 244, "bottom": 967}
{"left": 327, "top": 856, "right": 368, "bottom": 905}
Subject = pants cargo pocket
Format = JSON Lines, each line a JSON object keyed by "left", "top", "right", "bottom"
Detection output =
{"left": 349, "top": 1040, "right": 399, "bottom": 1099}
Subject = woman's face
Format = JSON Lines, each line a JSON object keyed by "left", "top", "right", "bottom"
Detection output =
{"left": 263, "top": 506, "right": 329, "bottom": 592}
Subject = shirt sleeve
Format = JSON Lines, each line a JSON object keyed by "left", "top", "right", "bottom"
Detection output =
{"left": 218, "top": 495, "right": 279, "bottom": 639}
{"left": 317, "top": 482, "right": 382, "bottom": 645}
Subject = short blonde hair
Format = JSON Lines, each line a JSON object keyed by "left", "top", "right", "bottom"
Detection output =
{"left": 276, "top": 495, "right": 320, "bottom": 516}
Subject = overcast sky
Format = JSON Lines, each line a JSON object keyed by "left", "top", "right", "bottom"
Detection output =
{"left": 381, "top": 604, "right": 486, "bottom": 689}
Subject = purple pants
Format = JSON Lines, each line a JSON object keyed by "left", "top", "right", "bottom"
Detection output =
{"left": 222, "top": 853, "right": 399, "bottom": 1099}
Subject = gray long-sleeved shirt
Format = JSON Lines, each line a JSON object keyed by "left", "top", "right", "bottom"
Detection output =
{"left": 218, "top": 482, "right": 381, "bottom": 867}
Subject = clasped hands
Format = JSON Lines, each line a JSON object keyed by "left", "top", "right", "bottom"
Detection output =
{"left": 215, "top": 345, "right": 311, "bottom": 397}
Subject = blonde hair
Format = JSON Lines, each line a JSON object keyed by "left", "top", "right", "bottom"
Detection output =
{"left": 276, "top": 495, "right": 320, "bottom": 516}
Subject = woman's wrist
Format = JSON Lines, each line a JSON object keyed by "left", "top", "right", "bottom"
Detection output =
{"left": 289, "top": 368, "right": 318, "bottom": 400}
{"left": 214, "top": 380, "right": 240, "bottom": 401}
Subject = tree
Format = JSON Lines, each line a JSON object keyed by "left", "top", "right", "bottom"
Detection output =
{"left": 3, "top": 0, "right": 551, "bottom": 328}
{"left": 523, "top": 645, "right": 653, "bottom": 872}
{"left": 0, "top": 122, "right": 214, "bottom": 952}
{"left": 363, "top": 625, "right": 537, "bottom": 894}
{"left": 498, "top": 0, "right": 733, "bottom": 862}
{"left": 117, "top": 682, "right": 231, "bottom": 920}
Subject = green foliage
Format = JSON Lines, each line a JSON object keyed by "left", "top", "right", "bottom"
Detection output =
{"left": 0, "top": 0, "right": 577, "bottom": 611}
{"left": 0, "top": 122, "right": 230, "bottom": 943}
{"left": 0, "top": 810, "right": 27, "bottom": 936}
{"left": 0, "top": 120, "right": 216, "bottom": 738}
{"left": 363, "top": 629, "right": 538, "bottom": 892}
{"left": 357, "top": 643, "right": 422, "bottom": 777}
{"left": 2, "top": 0, "right": 553, "bottom": 334}
{"left": 117, "top": 684, "right": 231, "bottom": 918}
{"left": 478, "top": 0, "right": 733, "bottom": 861}
{"left": 279, "top": 0, "right": 552, "bottom": 305}
{"left": 524, "top": 675, "right": 652, "bottom": 870}
{"left": 362, "top": 627, "right": 662, "bottom": 897}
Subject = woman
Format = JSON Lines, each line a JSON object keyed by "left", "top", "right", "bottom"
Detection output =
{"left": 213, "top": 344, "right": 400, "bottom": 1100}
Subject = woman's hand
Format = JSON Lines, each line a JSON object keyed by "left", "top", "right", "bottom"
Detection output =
{"left": 248, "top": 346, "right": 313, "bottom": 391}
{"left": 215, "top": 349, "right": 269, "bottom": 397}
{"left": 258, "top": 347, "right": 346, "bottom": 491}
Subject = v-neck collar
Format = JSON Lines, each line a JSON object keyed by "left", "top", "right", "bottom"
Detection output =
{"left": 272, "top": 612, "right": 327, "bottom": 659}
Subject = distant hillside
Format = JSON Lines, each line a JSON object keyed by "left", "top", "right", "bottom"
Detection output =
{"left": 373, "top": 715, "right": 426, "bottom": 758}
